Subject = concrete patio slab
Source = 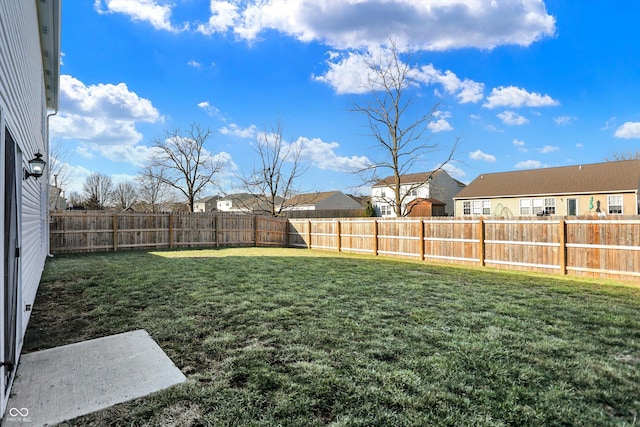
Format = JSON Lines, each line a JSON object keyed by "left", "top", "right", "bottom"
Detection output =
{"left": 3, "top": 329, "right": 186, "bottom": 426}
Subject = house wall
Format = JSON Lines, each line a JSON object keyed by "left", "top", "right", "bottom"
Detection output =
{"left": 0, "top": 0, "right": 52, "bottom": 414}
{"left": 429, "top": 171, "right": 463, "bottom": 216}
{"left": 454, "top": 192, "right": 639, "bottom": 217}
{"left": 371, "top": 182, "right": 430, "bottom": 217}
{"left": 316, "top": 193, "right": 363, "bottom": 211}
{"left": 371, "top": 171, "right": 463, "bottom": 217}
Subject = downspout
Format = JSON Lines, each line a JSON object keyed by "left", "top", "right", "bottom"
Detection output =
{"left": 46, "top": 109, "right": 57, "bottom": 258}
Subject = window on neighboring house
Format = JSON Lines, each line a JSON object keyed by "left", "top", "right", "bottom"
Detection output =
{"left": 410, "top": 189, "right": 417, "bottom": 196}
{"left": 520, "top": 199, "right": 531, "bottom": 215}
{"left": 544, "top": 198, "right": 556, "bottom": 215}
{"left": 608, "top": 195, "right": 623, "bottom": 214}
{"left": 532, "top": 198, "right": 544, "bottom": 215}
{"left": 380, "top": 189, "right": 386, "bottom": 198}
{"left": 483, "top": 200, "right": 491, "bottom": 215}
{"left": 471, "top": 200, "right": 491, "bottom": 215}
{"left": 463, "top": 201, "right": 471, "bottom": 215}
{"left": 380, "top": 205, "right": 392, "bottom": 216}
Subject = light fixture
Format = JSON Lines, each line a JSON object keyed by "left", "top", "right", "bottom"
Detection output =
{"left": 24, "top": 152, "right": 46, "bottom": 180}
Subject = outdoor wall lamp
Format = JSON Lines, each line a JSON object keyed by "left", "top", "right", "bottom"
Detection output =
{"left": 24, "top": 152, "right": 46, "bottom": 180}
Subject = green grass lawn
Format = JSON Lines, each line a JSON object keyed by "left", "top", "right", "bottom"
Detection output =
{"left": 25, "top": 248, "right": 640, "bottom": 426}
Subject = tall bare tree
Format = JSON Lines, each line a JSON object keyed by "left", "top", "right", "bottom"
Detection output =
{"left": 83, "top": 172, "right": 113, "bottom": 210}
{"left": 113, "top": 181, "right": 138, "bottom": 211}
{"left": 135, "top": 165, "right": 175, "bottom": 212}
{"left": 149, "top": 124, "right": 222, "bottom": 212}
{"left": 233, "top": 122, "right": 307, "bottom": 216}
{"left": 605, "top": 150, "right": 640, "bottom": 161}
{"left": 353, "top": 41, "right": 459, "bottom": 216}
{"left": 49, "top": 138, "right": 70, "bottom": 210}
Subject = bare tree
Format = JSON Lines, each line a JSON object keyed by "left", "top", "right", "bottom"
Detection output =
{"left": 113, "top": 181, "right": 138, "bottom": 211}
{"left": 149, "top": 124, "right": 222, "bottom": 212}
{"left": 605, "top": 150, "right": 640, "bottom": 161}
{"left": 135, "top": 165, "right": 175, "bottom": 212}
{"left": 83, "top": 172, "right": 113, "bottom": 210}
{"left": 49, "top": 138, "right": 71, "bottom": 210}
{"left": 66, "top": 191, "right": 83, "bottom": 209}
{"left": 352, "top": 41, "right": 459, "bottom": 217}
{"left": 233, "top": 122, "right": 307, "bottom": 216}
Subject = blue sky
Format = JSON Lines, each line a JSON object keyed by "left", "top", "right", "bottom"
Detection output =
{"left": 52, "top": 1, "right": 640, "bottom": 198}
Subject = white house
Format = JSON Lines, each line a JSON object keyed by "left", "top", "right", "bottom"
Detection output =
{"left": 371, "top": 170, "right": 466, "bottom": 217}
{"left": 0, "top": 0, "right": 61, "bottom": 415}
{"left": 193, "top": 195, "right": 219, "bottom": 212}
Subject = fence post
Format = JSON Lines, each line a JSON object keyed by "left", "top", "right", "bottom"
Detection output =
{"left": 307, "top": 220, "right": 312, "bottom": 249}
{"left": 559, "top": 219, "right": 567, "bottom": 275}
{"left": 113, "top": 214, "right": 118, "bottom": 252}
{"left": 215, "top": 216, "right": 219, "bottom": 247}
{"left": 418, "top": 220, "right": 425, "bottom": 260}
{"left": 373, "top": 219, "right": 379, "bottom": 256}
{"left": 169, "top": 213, "right": 174, "bottom": 249}
{"left": 478, "top": 218, "right": 485, "bottom": 267}
{"left": 336, "top": 220, "right": 341, "bottom": 252}
{"left": 285, "top": 219, "right": 290, "bottom": 248}
{"left": 254, "top": 216, "right": 259, "bottom": 247}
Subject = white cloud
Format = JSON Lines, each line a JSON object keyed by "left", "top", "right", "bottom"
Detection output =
{"left": 513, "top": 138, "right": 526, "bottom": 147}
{"left": 576, "top": 143, "right": 584, "bottom": 148}
{"left": 483, "top": 86, "right": 559, "bottom": 109}
{"left": 219, "top": 123, "right": 258, "bottom": 139}
{"left": 197, "top": 1, "right": 240, "bottom": 35}
{"left": 314, "top": 49, "right": 484, "bottom": 102}
{"left": 94, "top": 0, "right": 186, "bottom": 32}
{"left": 290, "top": 137, "right": 371, "bottom": 172}
{"left": 55, "top": 75, "right": 160, "bottom": 122}
{"left": 554, "top": 115, "right": 575, "bottom": 126}
{"left": 614, "top": 122, "right": 640, "bottom": 139}
{"left": 469, "top": 150, "right": 496, "bottom": 162}
{"left": 497, "top": 111, "right": 529, "bottom": 125}
{"left": 198, "top": 101, "right": 221, "bottom": 117}
{"left": 188, "top": 60, "right": 202, "bottom": 68}
{"left": 416, "top": 65, "right": 484, "bottom": 103}
{"left": 439, "top": 162, "right": 466, "bottom": 179}
{"left": 229, "top": 0, "right": 555, "bottom": 51}
{"left": 429, "top": 119, "right": 453, "bottom": 133}
{"left": 50, "top": 75, "right": 162, "bottom": 166}
{"left": 515, "top": 160, "right": 547, "bottom": 169}
{"left": 539, "top": 145, "right": 559, "bottom": 153}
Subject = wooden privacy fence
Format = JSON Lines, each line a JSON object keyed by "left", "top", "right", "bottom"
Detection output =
{"left": 287, "top": 217, "right": 640, "bottom": 281}
{"left": 49, "top": 211, "right": 288, "bottom": 253}
{"left": 49, "top": 212, "right": 640, "bottom": 281}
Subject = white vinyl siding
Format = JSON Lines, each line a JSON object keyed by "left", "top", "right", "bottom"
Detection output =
{"left": 0, "top": 0, "right": 54, "bottom": 414}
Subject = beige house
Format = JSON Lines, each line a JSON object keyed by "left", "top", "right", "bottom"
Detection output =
{"left": 372, "top": 170, "right": 466, "bottom": 217}
{"left": 453, "top": 160, "right": 640, "bottom": 217}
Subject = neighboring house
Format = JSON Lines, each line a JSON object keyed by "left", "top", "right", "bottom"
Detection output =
{"left": 50, "top": 185, "right": 68, "bottom": 210}
{"left": 217, "top": 193, "right": 285, "bottom": 215}
{"left": 371, "top": 170, "right": 466, "bottom": 217}
{"left": 453, "top": 160, "right": 640, "bottom": 217}
{"left": 0, "top": 0, "right": 61, "bottom": 415}
{"left": 283, "top": 191, "right": 363, "bottom": 212}
{"left": 193, "top": 195, "right": 219, "bottom": 212}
